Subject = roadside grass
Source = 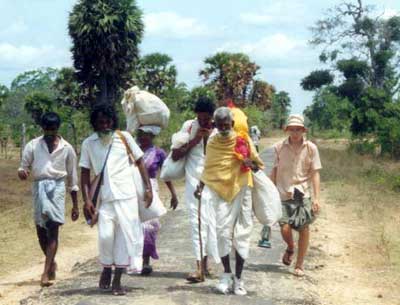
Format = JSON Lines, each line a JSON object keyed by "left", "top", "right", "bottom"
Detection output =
{"left": 0, "top": 158, "right": 185, "bottom": 278}
{"left": 320, "top": 146, "right": 400, "bottom": 271}
{"left": 0, "top": 159, "right": 92, "bottom": 277}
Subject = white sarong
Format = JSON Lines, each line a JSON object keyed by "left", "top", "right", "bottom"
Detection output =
{"left": 33, "top": 179, "right": 66, "bottom": 228}
{"left": 206, "top": 185, "right": 253, "bottom": 259}
{"left": 184, "top": 150, "right": 220, "bottom": 263}
{"left": 98, "top": 197, "right": 143, "bottom": 271}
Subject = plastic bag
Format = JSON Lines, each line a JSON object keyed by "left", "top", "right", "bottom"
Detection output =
{"left": 252, "top": 170, "right": 282, "bottom": 226}
{"left": 132, "top": 166, "right": 167, "bottom": 222}
{"left": 121, "top": 86, "right": 170, "bottom": 132}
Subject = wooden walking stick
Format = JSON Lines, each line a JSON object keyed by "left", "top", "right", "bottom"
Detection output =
{"left": 197, "top": 195, "right": 205, "bottom": 282}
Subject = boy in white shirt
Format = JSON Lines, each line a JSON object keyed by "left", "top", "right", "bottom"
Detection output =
{"left": 18, "top": 112, "right": 79, "bottom": 287}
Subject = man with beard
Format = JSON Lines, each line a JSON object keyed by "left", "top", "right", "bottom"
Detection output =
{"left": 79, "top": 103, "right": 152, "bottom": 295}
{"left": 18, "top": 112, "right": 79, "bottom": 287}
{"left": 196, "top": 107, "right": 264, "bottom": 295}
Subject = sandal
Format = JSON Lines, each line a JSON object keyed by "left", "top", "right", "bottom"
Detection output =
{"left": 293, "top": 267, "right": 305, "bottom": 277}
{"left": 186, "top": 270, "right": 205, "bottom": 283}
{"left": 282, "top": 248, "right": 295, "bottom": 266}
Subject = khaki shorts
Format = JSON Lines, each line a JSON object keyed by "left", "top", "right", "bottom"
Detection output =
{"left": 279, "top": 197, "right": 315, "bottom": 230}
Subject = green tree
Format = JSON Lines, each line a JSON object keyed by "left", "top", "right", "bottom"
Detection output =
{"left": 300, "top": 70, "right": 334, "bottom": 91}
{"left": 304, "top": 87, "right": 353, "bottom": 132}
{"left": 303, "top": 0, "right": 400, "bottom": 156}
{"left": 69, "top": 0, "right": 144, "bottom": 107}
{"left": 310, "top": 0, "right": 400, "bottom": 93}
{"left": 24, "top": 92, "right": 55, "bottom": 125}
{"left": 271, "top": 91, "right": 291, "bottom": 129}
{"left": 199, "top": 52, "right": 260, "bottom": 106}
{"left": 133, "top": 53, "right": 177, "bottom": 97}
{"left": 0, "top": 84, "right": 9, "bottom": 107}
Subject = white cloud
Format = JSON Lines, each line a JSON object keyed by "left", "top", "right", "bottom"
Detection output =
{"left": 382, "top": 8, "right": 399, "bottom": 19}
{"left": 239, "top": 2, "right": 307, "bottom": 26}
{"left": 0, "top": 19, "right": 28, "bottom": 38}
{"left": 144, "top": 12, "right": 209, "bottom": 39}
{"left": 0, "top": 43, "right": 71, "bottom": 69}
{"left": 239, "top": 13, "right": 273, "bottom": 26}
{"left": 217, "top": 33, "right": 304, "bottom": 61}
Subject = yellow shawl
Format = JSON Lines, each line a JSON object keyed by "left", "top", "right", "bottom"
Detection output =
{"left": 201, "top": 132, "right": 264, "bottom": 203}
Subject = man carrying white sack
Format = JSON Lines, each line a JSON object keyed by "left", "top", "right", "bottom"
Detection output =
{"left": 171, "top": 97, "right": 220, "bottom": 283}
{"left": 196, "top": 107, "right": 264, "bottom": 295}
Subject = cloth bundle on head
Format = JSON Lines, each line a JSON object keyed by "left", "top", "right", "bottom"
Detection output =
{"left": 138, "top": 125, "right": 162, "bottom": 136}
{"left": 121, "top": 86, "right": 170, "bottom": 133}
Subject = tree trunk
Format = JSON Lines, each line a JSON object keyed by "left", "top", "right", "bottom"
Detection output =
{"left": 97, "top": 75, "right": 108, "bottom": 105}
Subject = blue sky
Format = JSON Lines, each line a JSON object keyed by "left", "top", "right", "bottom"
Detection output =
{"left": 0, "top": 0, "right": 399, "bottom": 113}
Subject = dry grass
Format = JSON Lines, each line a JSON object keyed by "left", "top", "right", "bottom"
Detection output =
{"left": 319, "top": 146, "right": 400, "bottom": 272}
{"left": 0, "top": 159, "right": 95, "bottom": 277}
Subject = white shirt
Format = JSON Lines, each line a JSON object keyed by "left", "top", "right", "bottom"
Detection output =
{"left": 19, "top": 136, "right": 79, "bottom": 192}
{"left": 180, "top": 119, "right": 217, "bottom": 180}
{"left": 79, "top": 131, "right": 144, "bottom": 202}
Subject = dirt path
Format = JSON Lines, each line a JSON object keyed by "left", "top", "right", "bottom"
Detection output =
{"left": 0, "top": 137, "right": 397, "bottom": 305}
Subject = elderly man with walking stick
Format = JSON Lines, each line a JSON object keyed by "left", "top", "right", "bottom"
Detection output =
{"left": 196, "top": 107, "right": 264, "bottom": 295}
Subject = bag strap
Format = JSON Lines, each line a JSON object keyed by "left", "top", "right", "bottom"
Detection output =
{"left": 92, "top": 134, "right": 113, "bottom": 204}
{"left": 115, "top": 130, "right": 136, "bottom": 164}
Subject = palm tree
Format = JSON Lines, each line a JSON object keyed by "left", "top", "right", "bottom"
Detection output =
{"left": 69, "top": 0, "right": 144, "bottom": 107}
{"left": 132, "top": 53, "right": 177, "bottom": 97}
{"left": 199, "top": 52, "right": 259, "bottom": 107}
{"left": 272, "top": 91, "right": 291, "bottom": 129}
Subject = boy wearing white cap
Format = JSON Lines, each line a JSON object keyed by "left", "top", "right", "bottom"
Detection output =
{"left": 270, "top": 114, "right": 322, "bottom": 277}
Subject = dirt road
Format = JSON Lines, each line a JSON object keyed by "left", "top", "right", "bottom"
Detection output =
{"left": 1, "top": 137, "right": 395, "bottom": 305}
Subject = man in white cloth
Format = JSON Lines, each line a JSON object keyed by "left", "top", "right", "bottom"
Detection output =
{"left": 18, "top": 112, "right": 79, "bottom": 287}
{"left": 80, "top": 104, "right": 152, "bottom": 296}
{"left": 196, "top": 107, "right": 264, "bottom": 295}
{"left": 171, "top": 97, "right": 220, "bottom": 282}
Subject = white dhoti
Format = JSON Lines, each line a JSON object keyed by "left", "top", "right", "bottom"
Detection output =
{"left": 98, "top": 198, "right": 143, "bottom": 271}
{"left": 207, "top": 185, "right": 253, "bottom": 260}
{"left": 185, "top": 170, "right": 220, "bottom": 264}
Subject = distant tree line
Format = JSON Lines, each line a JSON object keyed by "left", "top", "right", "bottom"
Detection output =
{"left": 302, "top": 0, "right": 400, "bottom": 158}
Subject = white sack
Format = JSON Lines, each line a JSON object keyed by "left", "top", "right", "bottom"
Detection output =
{"left": 132, "top": 165, "right": 167, "bottom": 222}
{"left": 121, "top": 86, "right": 170, "bottom": 132}
{"left": 252, "top": 170, "right": 282, "bottom": 226}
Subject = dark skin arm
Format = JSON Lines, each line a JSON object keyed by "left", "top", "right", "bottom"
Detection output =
{"left": 165, "top": 181, "right": 178, "bottom": 210}
{"left": 81, "top": 167, "right": 96, "bottom": 221}
{"left": 70, "top": 190, "right": 79, "bottom": 221}
{"left": 136, "top": 158, "right": 153, "bottom": 208}
{"left": 243, "top": 158, "right": 260, "bottom": 172}
{"left": 171, "top": 128, "right": 211, "bottom": 161}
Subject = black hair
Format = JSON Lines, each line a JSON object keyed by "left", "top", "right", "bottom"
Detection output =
{"left": 193, "top": 96, "right": 216, "bottom": 115}
{"left": 40, "top": 112, "right": 61, "bottom": 129}
{"left": 90, "top": 103, "right": 119, "bottom": 130}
